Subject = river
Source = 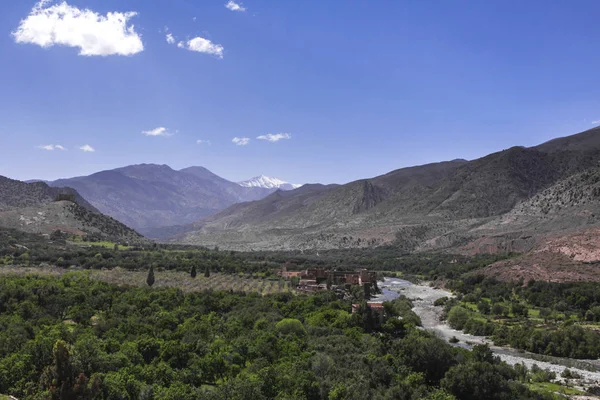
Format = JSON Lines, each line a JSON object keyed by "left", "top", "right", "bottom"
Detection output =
{"left": 376, "top": 277, "right": 600, "bottom": 387}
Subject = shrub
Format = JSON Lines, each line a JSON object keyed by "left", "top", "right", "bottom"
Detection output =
{"left": 434, "top": 297, "right": 449, "bottom": 307}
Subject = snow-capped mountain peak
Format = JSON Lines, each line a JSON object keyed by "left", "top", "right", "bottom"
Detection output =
{"left": 238, "top": 175, "right": 301, "bottom": 190}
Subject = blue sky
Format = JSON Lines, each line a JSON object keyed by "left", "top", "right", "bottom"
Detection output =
{"left": 1, "top": 0, "right": 600, "bottom": 185}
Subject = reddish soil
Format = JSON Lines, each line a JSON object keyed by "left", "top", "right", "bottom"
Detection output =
{"left": 478, "top": 228, "right": 600, "bottom": 283}
{"left": 537, "top": 227, "right": 600, "bottom": 263}
{"left": 481, "top": 252, "right": 600, "bottom": 283}
{"left": 457, "top": 233, "right": 539, "bottom": 256}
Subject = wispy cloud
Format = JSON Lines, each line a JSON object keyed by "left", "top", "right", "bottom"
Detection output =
{"left": 592, "top": 120, "right": 600, "bottom": 125}
{"left": 232, "top": 137, "right": 250, "bottom": 146}
{"left": 177, "top": 37, "right": 224, "bottom": 58}
{"left": 12, "top": 0, "right": 143, "bottom": 56}
{"left": 142, "top": 127, "right": 173, "bottom": 137}
{"left": 257, "top": 133, "right": 292, "bottom": 142}
{"left": 196, "top": 139, "right": 211, "bottom": 145}
{"left": 225, "top": 1, "right": 246, "bottom": 12}
{"left": 79, "top": 144, "right": 95, "bottom": 152}
{"left": 38, "top": 144, "right": 66, "bottom": 151}
{"left": 166, "top": 33, "right": 176, "bottom": 44}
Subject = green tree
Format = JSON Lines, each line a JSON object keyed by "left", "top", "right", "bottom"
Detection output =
{"left": 190, "top": 265, "right": 197, "bottom": 278}
{"left": 441, "top": 362, "right": 512, "bottom": 400}
{"left": 363, "top": 283, "right": 372, "bottom": 299}
{"left": 447, "top": 307, "right": 469, "bottom": 330}
{"left": 204, "top": 265, "right": 210, "bottom": 278}
{"left": 511, "top": 302, "right": 528, "bottom": 318}
{"left": 471, "top": 344, "right": 495, "bottom": 364}
{"left": 39, "top": 340, "right": 77, "bottom": 400}
{"left": 147, "top": 266, "right": 155, "bottom": 287}
{"left": 291, "top": 276, "right": 300, "bottom": 287}
{"left": 275, "top": 318, "right": 307, "bottom": 338}
{"left": 477, "top": 301, "right": 490, "bottom": 315}
{"left": 399, "top": 334, "right": 457, "bottom": 384}
{"left": 491, "top": 303, "right": 506, "bottom": 317}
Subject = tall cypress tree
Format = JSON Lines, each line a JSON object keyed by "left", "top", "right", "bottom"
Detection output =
{"left": 147, "top": 266, "right": 155, "bottom": 287}
{"left": 190, "top": 265, "right": 197, "bottom": 278}
{"left": 204, "top": 265, "right": 210, "bottom": 278}
{"left": 363, "top": 283, "right": 371, "bottom": 299}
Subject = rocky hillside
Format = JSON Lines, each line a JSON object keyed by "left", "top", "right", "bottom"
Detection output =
{"left": 49, "top": 164, "right": 275, "bottom": 232}
{"left": 0, "top": 176, "right": 145, "bottom": 244}
{"left": 512, "top": 166, "right": 600, "bottom": 216}
{"left": 176, "top": 126, "right": 600, "bottom": 252}
{"left": 0, "top": 176, "right": 97, "bottom": 212}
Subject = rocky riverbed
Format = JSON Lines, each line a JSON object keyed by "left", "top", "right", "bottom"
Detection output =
{"left": 378, "top": 278, "right": 600, "bottom": 388}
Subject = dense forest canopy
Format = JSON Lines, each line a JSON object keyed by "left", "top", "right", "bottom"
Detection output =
{"left": 0, "top": 273, "right": 560, "bottom": 400}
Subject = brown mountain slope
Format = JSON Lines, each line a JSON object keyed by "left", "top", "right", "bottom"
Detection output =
{"left": 458, "top": 166, "right": 600, "bottom": 282}
{"left": 534, "top": 125, "right": 600, "bottom": 153}
{"left": 0, "top": 176, "right": 145, "bottom": 244}
{"left": 176, "top": 127, "right": 600, "bottom": 252}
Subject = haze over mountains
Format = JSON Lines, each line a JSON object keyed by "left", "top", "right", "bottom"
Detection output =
{"left": 45, "top": 165, "right": 300, "bottom": 235}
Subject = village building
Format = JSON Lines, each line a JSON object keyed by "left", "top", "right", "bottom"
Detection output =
{"left": 274, "top": 265, "right": 379, "bottom": 293}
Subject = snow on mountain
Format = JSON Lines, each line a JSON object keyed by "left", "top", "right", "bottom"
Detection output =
{"left": 238, "top": 175, "right": 302, "bottom": 190}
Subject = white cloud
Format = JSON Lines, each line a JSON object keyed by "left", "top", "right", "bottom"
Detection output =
{"left": 225, "top": 1, "right": 246, "bottom": 12}
{"left": 12, "top": 0, "right": 144, "bottom": 56}
{"left": 79, "top": 144, "right": 95, "bottom": 152}
{"left": 38, "top": 144, "right": 66, "bottom": 151}
{"left": 142, "top": 127, "right": 173, "bottom": 137}
{"left": 592, "top": 120, "right": 600, "bottom": 125}
{"left": 178, "top": 37, "right": 224, "bottom": 58}
{"left": 256, "top": 133, "right": 292, "bottom": 142}
{"left": 196, "top": 139, "right": 211, "bottom": 145}
{"left": 232, "top": 137, "right": 250, "bottom": 146}
{"left": 166, "top": 33, "right": 175, "bottom": 44}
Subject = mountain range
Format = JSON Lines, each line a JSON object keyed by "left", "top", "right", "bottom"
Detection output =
{"left": 3, "top": 126, "right": 600, "bottom": 281}
{"left": 175, "top": 127, "right": 600, "bottom": 273}
{"left": 45, "top": 165, "right": 300, "bottom": 236}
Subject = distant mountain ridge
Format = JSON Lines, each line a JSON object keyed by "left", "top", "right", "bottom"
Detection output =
{"left": 238, "top": 175, "right": 302, "bottom": 190}
{"left": 0, "top": 176, "right": 144, "bottom": 243}
{"left": 175, "top": 126, "right": 600, "bottom": 255}
{"left": 46, "top": 164, "right": 280, "bottom": 233}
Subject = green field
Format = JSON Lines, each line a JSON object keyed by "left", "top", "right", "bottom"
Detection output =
{"left": 528, "top": 382, "right": 584, "bottom": 396}
{"left": 71, "top": 240, "right": 131, "bottom": 250}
